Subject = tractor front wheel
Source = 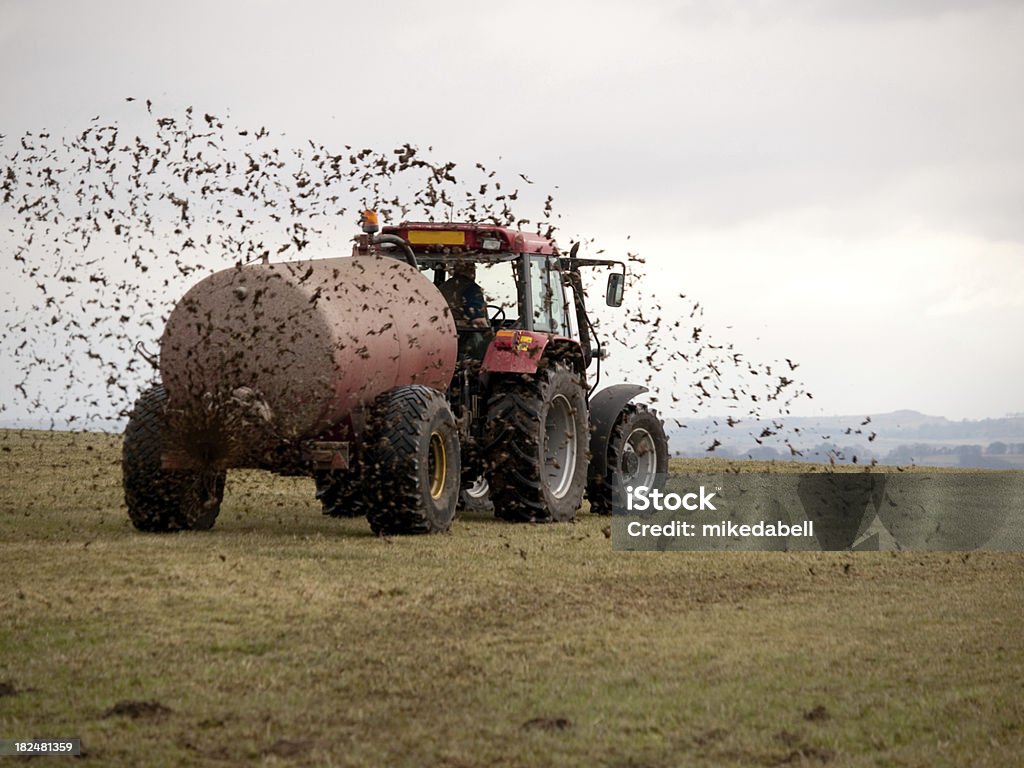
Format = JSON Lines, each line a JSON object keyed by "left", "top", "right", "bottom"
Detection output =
{"left": 460, "top": 475, "right": 493, "bottom": 513}
{"left": 587, "top": 404, "right": 669, "bottom": 515}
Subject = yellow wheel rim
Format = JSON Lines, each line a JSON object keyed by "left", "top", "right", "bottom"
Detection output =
{"left": 428, "top": 431, "right": 447, "bottom": 500}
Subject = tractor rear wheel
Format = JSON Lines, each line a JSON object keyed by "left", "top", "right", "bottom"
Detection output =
{"left": 364, "top": 385, "right": 460, "bottom": 535}
{"left": 123, "top": 385, "right": 225, "bottom": 532}
{"left": 587, "top": 404, "right": 669, "bottom": 515}
{"left": 485, "top": 362, "right": 588, "bottom": 523}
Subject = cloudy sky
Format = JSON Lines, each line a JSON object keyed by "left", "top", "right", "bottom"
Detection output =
{"left": 2, "top": 0, "right": 1023, "bottom": 422}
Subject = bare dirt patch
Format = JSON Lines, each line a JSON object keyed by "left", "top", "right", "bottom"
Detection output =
{"left": 803, "top": 705, "right": 831, "bottom": 723}
{"left": 102, "top": 700, "right": 173, "bottom": 720}
{"left": 522, "top": 716, "right": 574, "bottom": 732}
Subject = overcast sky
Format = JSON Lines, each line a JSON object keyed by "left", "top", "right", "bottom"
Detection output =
{"left": 2, "top": 0, "right": 1023, "bottom": 421}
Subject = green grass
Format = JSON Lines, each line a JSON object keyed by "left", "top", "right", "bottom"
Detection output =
{"left": 1, "top": 430, "right": 1022, "bottom": 766}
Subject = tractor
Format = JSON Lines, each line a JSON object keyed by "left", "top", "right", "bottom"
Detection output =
{"left": 122, "top": 213, "right": 669, "bottom": 534}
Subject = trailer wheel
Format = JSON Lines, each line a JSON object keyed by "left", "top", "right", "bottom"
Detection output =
{"left": 314, "top": 470, "right": 367, "bottom": 518}
{"left": 587, "top": 404, "right": 668, "bottom": 515}
{"left": 364, "top": 385, "right": 460, "bottom": 535}
{"left": 123, "top": 385, "right": 225, "bottom": 532}
{"left": 485, "top": 362, "right": 588, "bottom": 523}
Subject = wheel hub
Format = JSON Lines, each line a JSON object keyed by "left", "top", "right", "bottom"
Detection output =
{"left": 544, "top": 393, "right": 578, "bottom": 499}
{"left": 621, "top": 449, "right": 640, "bottom": 476}
{"left": 428, "top": 431, "right": 447, "bottom": 500}
{"left": 621, "top": 427, "right": 657, "bottom": 488}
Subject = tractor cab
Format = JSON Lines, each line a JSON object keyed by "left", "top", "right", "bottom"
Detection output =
{"left": 372, "top": 218, "right": 626, "bottom": 374}
{"left": 381, "top": 221, "right": 567, "bottom": 332}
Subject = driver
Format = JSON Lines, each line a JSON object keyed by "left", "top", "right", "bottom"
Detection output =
{"left": 439, "top": 261, "right": 489, "bottom": 329}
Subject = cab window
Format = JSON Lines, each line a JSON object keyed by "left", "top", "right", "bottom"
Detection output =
{"left": 528, "top": 255, "right": 570, "bottom": 335}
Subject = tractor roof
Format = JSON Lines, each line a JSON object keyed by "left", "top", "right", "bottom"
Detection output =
{"left": 382, "top": 221, "right": 558, "bottom": 255}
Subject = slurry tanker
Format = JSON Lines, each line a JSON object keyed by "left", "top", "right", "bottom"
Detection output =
{"left": 123, "top": 213, "right": 669, "bottom": 534}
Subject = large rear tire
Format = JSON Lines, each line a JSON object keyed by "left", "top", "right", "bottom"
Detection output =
{"left": 485, "top": 362, "right": 588, "bottom": 523}
{"left": 364, "top": 385, "right": 460, "bottom": 535}
{"left": 587, "top": 404, "right": 669, "bottom": 515}
{"left": 123, "top": 385, "right": 226, "bottom": 532}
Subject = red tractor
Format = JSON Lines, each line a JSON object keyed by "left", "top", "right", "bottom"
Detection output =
{"left": 123, "top": 214, "right": 669, "bottom": 534}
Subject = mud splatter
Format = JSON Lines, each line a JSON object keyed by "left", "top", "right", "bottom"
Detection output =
{"left": 102, "top": 699, "right": 173, "bottom": 720}
{"left": 1, "top": 99, "right": 827, "bottom": 450}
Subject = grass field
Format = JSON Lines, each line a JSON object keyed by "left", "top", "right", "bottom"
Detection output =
{"left": 1, "top": 430, "right": 1022, "bottom": 767}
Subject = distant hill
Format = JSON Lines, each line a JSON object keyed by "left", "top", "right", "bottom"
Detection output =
{"left": 663, "top": 410, "right": 1024, "bottom": 469}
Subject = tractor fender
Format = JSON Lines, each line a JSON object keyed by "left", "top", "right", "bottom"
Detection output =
{"left": 587, "top": 384, "right": 649, "bottom": 481}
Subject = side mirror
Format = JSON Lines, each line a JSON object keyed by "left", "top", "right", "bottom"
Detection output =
{"left": 605, "top": 272, "right": 625, "bottom": 307}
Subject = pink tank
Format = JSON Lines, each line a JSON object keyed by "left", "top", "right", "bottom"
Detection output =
{"left": 160, "top": 254, "right": 457, "bottom": 458}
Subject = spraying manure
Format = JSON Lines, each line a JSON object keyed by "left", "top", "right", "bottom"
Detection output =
{"left": 2, "top": 101, "right": 834, "bottom": 533}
